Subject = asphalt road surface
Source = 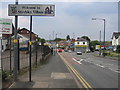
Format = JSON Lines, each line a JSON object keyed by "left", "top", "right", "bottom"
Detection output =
{"left": 59, "top": 51, "right": 119, "bottom": 89}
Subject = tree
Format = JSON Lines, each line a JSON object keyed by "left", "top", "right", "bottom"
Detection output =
{"left": 54, "top": 38, "right": 64, "bottom": 41}
{"left": 38, "top": 37, "right": 41, "bottom": 42}
{"left": 81, "top": 36, "right": 91, "bottom": 42}
{"left": 90, "top": 40, "right": 100, "bottom": 46}
{"left": 40, "top": 38, "right": 46, "bottom": 45}
{"left": 90, "top": 40, "right": 100, "bottom": 50}
{"left": 66, "top": 35, "right": 70, "bottom": 40}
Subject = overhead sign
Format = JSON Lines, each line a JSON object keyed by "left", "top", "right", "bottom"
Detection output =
{"left": 8, "top": 4, "right": 55, "bottom": 16}
{"left": 0, "top": 18, "right": 12, "bottom": 34}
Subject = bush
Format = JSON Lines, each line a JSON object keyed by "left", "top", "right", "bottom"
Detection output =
{"left": 2, "top": 71, "right": 8, "bottom": 81}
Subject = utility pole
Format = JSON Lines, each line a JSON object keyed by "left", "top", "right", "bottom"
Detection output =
{"left": 49, "top": 34, "right": 51, "bottom": 43}
{"left": 73, "top": 32, "right": 75, "bottom": 39}
{"left": 99, "top": 30, "right": 101, "bottom": 55}
{"left": 53, "top": 31, "right": 54, "bottom": 41}
{"left": 10, "top": 35, "right": 12, "bottom": 74}
{"left": 36, "top": 35, "right": 38, "bottom": 66}
{"left": 14, "top": 0, "right": 18, "bottom": 81}
{"left": 56, "top": 34, "right": 57, "bottom": 44}
{"left": 29, "top": 16, "right": 32, "bottom": 82}
{"left": 103, "top": 19, "right": 106, "bottom": 57}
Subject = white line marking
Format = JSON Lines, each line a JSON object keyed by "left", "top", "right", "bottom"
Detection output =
{"left": 8, "top": 81, "right": 15, "bottom": 89}
{"left": 80, "top": 59, "right": 84, "bottom": 62}
{"left": 72, "top": 58, "right": 82, "bottom": 64}
{"left": 108, "top": 68, "right": 120, "bottom": 73}
{"left": 81, "top": 58, "right": 119, "bottom": 73}
{"left": 96, "top": 64, "right": 105, "bottom": 68}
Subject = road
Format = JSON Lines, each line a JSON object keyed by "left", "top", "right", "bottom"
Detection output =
{"left": 59, "top": 51, "right": 119, "bottom": 88}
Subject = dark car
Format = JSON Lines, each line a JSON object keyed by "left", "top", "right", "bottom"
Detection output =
{"left": 64, "top": 49, "right": 68, "bottom": 52}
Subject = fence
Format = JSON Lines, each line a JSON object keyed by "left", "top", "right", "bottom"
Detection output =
{"left": 1, "top": 37, "right": 51, "bottom": 75}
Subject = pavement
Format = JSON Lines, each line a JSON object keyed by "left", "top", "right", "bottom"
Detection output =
{"left": 8, "top": 53, "right": 79, "bottom": 89}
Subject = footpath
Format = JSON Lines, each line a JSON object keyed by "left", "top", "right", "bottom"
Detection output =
{"left": 8, "top": 53, "right": 78, "bottom": 89}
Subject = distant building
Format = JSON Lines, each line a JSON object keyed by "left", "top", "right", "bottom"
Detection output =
{"left": 18, "top": 28, "right": 38, "bottom": 41}
{"left": 58, "top": 40, "right": 70, "bottom": 49}
{"left": 18, "top": 28, "right": 38, "bottom": 50}
{"left": 111, "top": 32, "right": 120, "bottom": 51}
{"left": 74, "top": 37, "right": 90, "bottom": 53}
{"left": 112, "top": 32, "right": 120, "bottom": 46}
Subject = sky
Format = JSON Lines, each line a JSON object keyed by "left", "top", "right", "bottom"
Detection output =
{"left": 0, "top": 0, "right": 119, "bottom": 41}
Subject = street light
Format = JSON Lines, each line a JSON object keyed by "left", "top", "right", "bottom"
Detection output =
{"left": 92, "top": 18, "right": 106, "bottom": 56}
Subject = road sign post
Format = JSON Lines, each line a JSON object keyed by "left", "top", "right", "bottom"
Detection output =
{"left": 8, "top": 3, "right": 55, "bottom": 82}
{"left": 0, "top": 18, "right": 12, "bottom": 34}
{"left": 8, "top": 4, "right": 55, "bottom": 16}
{"left": 29, "top": 16, "right": 32, "bottom": 82}
{"left": 13, "top": 0, "right": 18, "bottom": 81}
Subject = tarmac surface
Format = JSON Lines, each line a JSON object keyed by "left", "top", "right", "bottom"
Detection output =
{"left": 9, "top": 53, "right": 79, "bottom": 89}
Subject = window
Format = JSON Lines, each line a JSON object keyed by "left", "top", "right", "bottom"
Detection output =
{"left": 83, "top": 42, "right": 85, "bottom": 44}
{"left": 77, "top": 42, "right": 79, "bottom": 44}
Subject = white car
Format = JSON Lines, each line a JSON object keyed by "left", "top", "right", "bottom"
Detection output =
{"left": 76, "top": 51, "right": 82, "bottom": 55}
{"left": 68, "top": 50, "right": 72, "bottom": 53}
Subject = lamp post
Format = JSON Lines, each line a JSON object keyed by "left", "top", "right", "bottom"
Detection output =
{"left": 92, "top": 18, "right": 106, "bottom": 56}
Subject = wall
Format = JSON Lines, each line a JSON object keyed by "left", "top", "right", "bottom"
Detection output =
{"left": 112, "top": 36, "right": 120, "bottom": 46}
{"left": 75, "top": 41, "right": 88, "bottom": 46}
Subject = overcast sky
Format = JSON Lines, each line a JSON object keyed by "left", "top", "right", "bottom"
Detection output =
{"left": 0, "top": 0, "right": 119, "bottom": 41}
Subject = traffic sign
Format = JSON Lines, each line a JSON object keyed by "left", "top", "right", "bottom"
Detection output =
{"left": 8, "top": 4, "right": 55, "bottom": 16}
{"left": 0, "top": 18, "right": 12, "bottom": 34}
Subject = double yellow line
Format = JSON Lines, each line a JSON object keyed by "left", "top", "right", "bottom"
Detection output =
{"left": 59, "top": 54, "right": 94, "bottom": 90}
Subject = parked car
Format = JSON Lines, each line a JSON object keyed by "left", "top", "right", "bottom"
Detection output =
{"left": 76, "top": 51, "right": 82, "bottom": 55}
{"left": 58, "top": 49, "right": 62, "bottom": 52}
{"left": 64, "top": 49, "right": 68, "bottom": 52}
{"left": 68, "top": 50, "right": 72, "bottom": 53}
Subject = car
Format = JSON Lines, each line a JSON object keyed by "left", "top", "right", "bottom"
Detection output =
{"left": 68, "top": 50, "right": 72, "bottom": 53}
{"left": 64, "top": 49, "right": 68, "bottom": 52}
{"left": 76, "top": 51, "right": 82, "bottom": 55}
{"left": 58, "top": 49, "right": 62, "bottom": 52}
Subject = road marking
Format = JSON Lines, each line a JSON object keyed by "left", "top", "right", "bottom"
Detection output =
{"left": 80, "top": 59, "right": 84, "bottom": 62}
{"left": 65, "top": 59, "right": 93, "bottom": 90}
{"left": 72, "top": 58, "right": 82, "bottom": 64}
{"left": 59, "top": 54, "right": 93, "bottom": 90}
{"left": 108, "top": 68, "right": 120, "bottom": 73}
{"left": 96, "top": 64, "right": 105, "bottom": 68}
{"left": 64, "top": 59, "right": 89, "bottom": 89}
{"left": 8, "top": 81, "right": 15, "bottom": 89}
{"left": 84, "top": 59, "right": 119, "bottom": 73}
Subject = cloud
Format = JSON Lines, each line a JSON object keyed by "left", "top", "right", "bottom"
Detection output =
{"left": 1, "top": 0, "right": 119, "bottom": 3}
{"left": 18, "top": 16, "right": 29, "bottom": 29}
{"left": 31, "top": 2, "right": 117, "bottom": 41}
{"left": 1, "top": 1, "right": 118, "bottom": 41}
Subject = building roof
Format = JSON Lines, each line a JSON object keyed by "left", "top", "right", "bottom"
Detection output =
{"left": 18, "top": 28, "right": 35, "bottom": 34}
{"left": 112, "top": 32, "right": 120, "bottom": 39}
{"left": 76, "top": 37, "right": 87, "bottom": 41}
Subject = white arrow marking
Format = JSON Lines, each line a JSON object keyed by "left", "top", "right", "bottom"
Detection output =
{"left": 72, "top": 58, "right": 82, "bottom": 64}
